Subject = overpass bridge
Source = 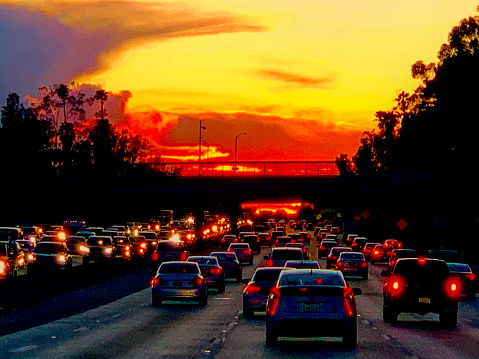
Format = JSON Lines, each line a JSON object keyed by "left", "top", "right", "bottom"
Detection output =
{"left": 155, "top": 161, "right": 339, "bottom": 177}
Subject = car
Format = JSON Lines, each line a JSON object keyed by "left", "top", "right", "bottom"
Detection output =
{"left": 220, "top": 234, "right": 238, "bottom": 249}
{"left": 335, "top": 252, "right": 369, "bottom": 279}
{"left": 27, "top": 241, "right": 72, "bottom": 274}
{"left": 427, "top": 249, "right": 464, "bottom": 263}
{"left": 344, "top": 233, "right": 358, "bottom": 246}
{"left": 447, "top": 262, "right": 477, "bottom": 300}
{"left": 187, "top": 256, "right": 225, "bottom": 293}
{"left": 381, "top": 258, "right": 460, "bottom": 325}
{"left": 129, "top": 235, "right": 149, "bottom": 258}
{"left": 284, "top": 260, "right": 320, "bottom": 269}
{"left": 257, "top": 233, "right": 272, "bottom": 246}
{"left": 270, "top": 231, "right": 284, "bottom": 244}
{"left": 227, "top": 243, "right": 253, "bottom": 265}
{"left": 318, "top": 239, "right": 337, "bottom": 258}
{"left": 0, "top": 242, "right": 19, "bottom": 279}
{"left": 210, "top": 251, "right": 242, "bottom": 282}
{"left": 388, "top": 249, "right": 417, "bottom": 271}
{"left": 288, "top": 233, "right": 302, "bottom": 242}
{"left": 275, "top": 236, "right": 292, "bottom": 247}
{"left": 264, "top": 247, "right": 304, "bottom": 267}
{"left": 19, "top": 226, "right": 41, "bottom": 244}
{"left": 298, "top": 232, "right": 311, "bottom": 244}
{"left": 151, "top": 261, "right": 208, "bottom": 307}
{"left": 383, "top": 239, "right": 402, "bottom": 252}
{"left": 265, "top": 269, "right": 362, "bottom": 347}
{"left": 326, "top": 246, "right": 353, "bottom": 269}
{"left": 330, "top": 226, "right": 341, "bottom": 235}
{"left": 139, "top": 230, "right": 159, "bottom": 253}
{"left": 284, "top": 242, "right": 308, "bottom": 258}
{"left": 370, "top": 244, "right": 390, "bottom": 264}
{"left": 85, "top": 236, "right": 115, "bottom": 262}
{"left": 76, "top": 230, "right": 95, "bottom": 239}
{"left": 243, "top": 267, "right": 291, "bottom": 318}
{"left": 151, "top": 240, "right": 189, "bottom": 268}
{"left": 351, "top": 236, "right": 368, "bottom": 252}
{"left": 113, "top": 236, "right": 132, "bottom": 260}
{"left": 362, "top": 242, "right": 381, "bottom": 261}
{"left": 243, "top": 234, "right": 261, "bottom": 253}
{"left": 66, "top": 235, "right": 91, "bottom": 257}
{"left": 324, "top": 234, "right": 338, "bottom": 243}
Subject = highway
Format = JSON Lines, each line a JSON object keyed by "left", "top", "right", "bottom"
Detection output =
{"left": 1, "top": 246, "right": 479, "bottom": 359}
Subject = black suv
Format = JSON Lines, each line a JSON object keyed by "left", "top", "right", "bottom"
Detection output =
{"left": 382, "top": 258, "right": 459, "bottom": 326}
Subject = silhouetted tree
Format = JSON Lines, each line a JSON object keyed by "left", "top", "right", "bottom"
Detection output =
{"left": 89, "top": 119, "right": 117, "bottom": 176}
{"left": 335, "top": 153, "right": 354, "bottom": 176}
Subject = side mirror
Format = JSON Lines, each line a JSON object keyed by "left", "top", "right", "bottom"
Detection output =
{"left": 352, "top": 288, "right": 362, "bottom": 296}
{"left": 380, "top": 270, "right": 390, "bottom": 277}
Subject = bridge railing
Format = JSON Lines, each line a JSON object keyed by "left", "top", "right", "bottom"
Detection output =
{"left": 152, "top": 161, "right": 339, "bottom": 177}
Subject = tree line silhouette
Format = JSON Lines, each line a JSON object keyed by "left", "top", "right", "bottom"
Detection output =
{"left": 336, "top": 16, "right": 479, "bottom": 176}
{"left": 0, "top": 84, "right": 159, "bottom": 179}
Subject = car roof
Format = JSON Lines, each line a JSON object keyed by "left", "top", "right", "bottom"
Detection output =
{"left": 271, "top": 247, "right": 302, "bottom": 252}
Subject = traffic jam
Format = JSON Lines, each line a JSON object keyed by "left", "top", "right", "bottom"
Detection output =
{"left": 1, "top": 214, "right": 478, "bottom": 349}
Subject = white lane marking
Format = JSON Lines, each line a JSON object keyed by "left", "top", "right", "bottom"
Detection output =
{"left": 227, "top": 322, "right": 237, "bottom": 327}
{"left": 382, "top": 334, "right": 391, "bottom": 340}
{"left": 73, "top": 327, "right": 88, "bottom": 332}
{"left": 112, "top": 314, "right": 121, "bottom": 318}
{"left": 213, "top": 297, "right": 231, "bottom": 300}
{"left": 361, "top": 319, "right": 370, "bottom": 325}
{"left": 51, "top": 336, "right": 57, "bottom": 339}
{"left": 372, "top": 326, "right": 378, "bottom": 330}
{"left": 213, "top": 338, "right": 221, "bottom": 344}
{"left": 10, "top": 345, "right": 38, "bottom": 353}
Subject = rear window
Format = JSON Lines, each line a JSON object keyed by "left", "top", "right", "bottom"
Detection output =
{"left": 340, "top": 253, "right": 365, "bottom": 260}
{"left": 187, "top": 257, "right": 219, "bottom": 266}
{"left": 279, "top": 272, "right": 345, "bottom": 286}
{"left": 156, "top": 242, "right": 180, "bottom": 251}
{"left": 394, "top": 259, "right": 449, "bottom": 279}
{"left": 447, "top": 263, "right": 471, "bottom": 273}
{"left": 253, "top": 268, "right": 285, "bottom": 282}
{"left": 0, "top": 244, "right": 7, "bottom": 256}
{"left": 393, "top": 250, "right": 417, "bottom": 258}
{"left": 159, "top": 262, "right": 199, "bottom": 274}
{"left": 211, "top": 253, "right": 237, "bottom": 261}
{"left": 230, "top": 244, "right": 249, "bottom": 249}
{"left": 271, "top": 249, "right": 303, "bottom": 260}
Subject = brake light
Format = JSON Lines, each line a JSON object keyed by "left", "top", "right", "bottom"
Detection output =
{"left": 0, "top": 260, "right": 6, "bottom": 275}
{"left": 150, "top": 277, "right": 158, "bottom": 286}
{"left": 336, "top": 260, "right": 343, "bottom": 267}
{"left": 243, "top": 284, "right": 261, "bottom": 294}
{"left": 221, "top": 238, "right": 226, "bottom": 243}
{"left": 140, "top": 243, "right": 147, "bottom": 249}
{"left": 211, "top": 267, "right": 222, "bottom": 275}
{"left": 444, "top": 278, "right": 460, "bottom": 299}
{"left": 320, "top": 246, "right": 325, "bottom": 251}
{"left": 190, "top": 277, "right": 204, "bottom": 285}
{"left": 244, "top": 249, "right": 251, "bottom": 255}
{"left": 227, "top": 249, "right": 234, "bottom": 253}
{"left": 466, "top": 273, "right": 475, "bottom": 281}
{"left": 360, "top": 261, "right": 368, "bottom": 268}
{"left": 267, "top": 287, "right": 281, "bottom": 316}
{"left": 418, "top": 257, "right": 426, "bottom": 265}
{"left": 266, "top": 259, "right": 273, "bottom": 267}
{"left": 179, "top": 251, "right": 187, "bottom": 261}
{"left": 374, "top": 250, "right": 380, "bottom": 255}
{"left": 152, "top": 252, "right": 159, "bottom": 261}
{"left": 388, "top": 276, "right": 405, "bottom": 297}
{"left": 343, "top": 287, "right": 356, "bottom": 317}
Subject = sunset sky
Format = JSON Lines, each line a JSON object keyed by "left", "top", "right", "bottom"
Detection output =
{"left": 0, "top": 0, "right": 476, "bottom": 161}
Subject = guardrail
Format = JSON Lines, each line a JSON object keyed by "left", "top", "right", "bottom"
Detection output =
{"left": 151, "top": 161, "right": 339, "bottom": 177}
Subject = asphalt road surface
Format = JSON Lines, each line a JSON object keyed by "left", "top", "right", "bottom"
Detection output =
{"left": 1, "top": 248, "right": 479, "bottom": 359}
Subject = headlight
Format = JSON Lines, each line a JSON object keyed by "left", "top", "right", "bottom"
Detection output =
{"left": 56, "top": 255, "right": 66, "bottom": 264}
{"left": 152, "top": 241, "right": 157, "bottom": 246}
{"left": 58, "top": 232, "right": 66, "bottom": 241}
{"left": 27, "top": 253, "right": 35, "bottom": 263}
{"left": 104, "top": 247, "right": 113, "bottom": 254}
{"left": 79, "top": 245, "right": 90, "bottom": 254}
{"left": 140, "top": 243, "right": 147, "bottom": 249}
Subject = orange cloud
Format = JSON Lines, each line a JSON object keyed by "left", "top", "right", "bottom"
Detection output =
{"left": 258, "top": 69, "right": 333, "bottom": 88}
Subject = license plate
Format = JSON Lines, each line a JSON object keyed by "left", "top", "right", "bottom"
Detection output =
{"left": 304, "top": 303, "right": 321, "bottom": 312}
{"left": 180, "top": 290, "right": 195, "bottom": 296}
{"left": 419, "top": 297, "right": 431, "bottom": 304}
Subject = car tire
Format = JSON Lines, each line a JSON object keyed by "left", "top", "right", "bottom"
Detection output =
{"left": 383, "top": 305, "right": 398, "bottom": 323}
{"left": 152, "top": 296, "right": 162, "bottom": 307}
{"left": 243, "top": 307, "right": 254, "bottom": 318}
{"left": 265, "top": 329, "right": 278, "bottom": 346}
{"left": 198, "top": 294, "right": 208, "bottom": 307}
{"left": 439, "top": 310, "right": 458, "bottom": 326}
{"left": 343, "top": 326, "right": 357, "bottom": 348}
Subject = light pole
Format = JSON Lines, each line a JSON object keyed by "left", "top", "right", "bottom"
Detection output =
{"left": 202, "top": 140, "right": 209, "bottom": 176}
{"left": 234, "top": 132, "right": 246, "bottom": 176}
{"left": 198, "top": 120, "right": 206, "bottom": 176}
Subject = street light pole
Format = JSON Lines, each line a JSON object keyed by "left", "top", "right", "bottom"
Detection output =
{"left": 201, "top": 140, "right": 209, "bottom": 176}
{"left": 198, "top": 120, "right": 206, "bottom": 176}
{"left": 234, "top": 132, "right": 246, "bottom": 176}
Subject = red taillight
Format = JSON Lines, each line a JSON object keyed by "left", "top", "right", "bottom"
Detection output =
{"left": 150, "top": 277, "right": 158, "bottom": 286}
{"left": 244, "top": 249, "right": 251, "bottom": 255}
{"left": 466, "top": 273, "right": 475, "bottom": 281}
{"left": 266, "top": 259, "right": 273, "bottom": 267}
{"left": 151, "top": 252, "right": 159, "bottom": 261}
{"left": 343, "top": 287, "right": 356, "bottom": 317}
{"left": 190, "top": 277, "right": 204, "bottom": 285}
{"left": 244, "top": 284, "right": 261, "bottom": 294}
{"left": 227, "top": 249, "right": 234, "bottom": 252}
{"left": 320, "top": 246, "right": 325, "bottom": 250}
{"left": 388, "top": 276, "right": 405, "bottom": 297}
{"left": 444, "top": 278, "right": 460, "bottom": 299}
{"left": 336, "top": 260, "right": 343, "bottom": 267}
{"left": 211, "top": 267, "right": 222, "bottom": 275}
{"left": 179, "top": 251, "right": 187, "bottom": 261}
{"left": 397, "top": 243, "right": 402, "bottom": 248}
{"left": 267, "top": 287, "right": 281, "bottom": 316}
{"left": 221, "top": 238, "right": 226, "bottom": 243}
{"left": 360, "top": 261, "right": 368, "bottom": 268}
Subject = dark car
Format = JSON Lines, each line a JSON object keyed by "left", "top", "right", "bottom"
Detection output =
{"left": 129, "top": 235, "right": 149, "bottom": 258}
{"left": 258, "top": 233, "right": 272, "bottom": 247}
{"left": 447, "top": 262, "right": 476, "bottom": 300}
{"left": 113, "top": 236, "right": 132, "bottom": 260}
{"left": 243, "top": 234, "right": 261, "bottom": 253}
{"left": 370, "top": 244, "right": 390, "bottom": 264}
{"left": 388, "top": 249, "right": 417, "bottom": 271}
{"left": 382, "top": 258, "right": 460, "bottom": 325}
{"left": 66, "top": 235, "right": 90, "bottom": 256}
{"left": 275, "top": 236, "right": 292, "bottom": 247}
{"left": 243, "top": 267, "right": 291, "bottom": 318}
{"left": 28, "top": 241, "right": 72, "bottom": 274}
{"left": 326, "top": 246, "right": 353, "bottom": 269}
{"left": 151, "top": 240, "right": 189, "bottom": 269}
{"left": 187, "top": 256, "right": 225, "bottom": 293}
{"left": 0, "top": 242, "right": 19, "bottom": 279}
{"left": 85, "top": 236, "right": 115, "bottom": 262}
{"left": 227, "top": 243, "right": 253, "bottom": 265}
{"left": 210, "top": 251, "right": 242, "bottom": 282}
{"left": 264, "top": 247, "right": 304, "bottom": 267}
{"left": 220, "top": 234, "right": 238, "bottom": 250}
{"left": 427, "top": 249, "right": 464, "bottom": 263}
{"left": 351, "top": 236, "right": 368, "bottom": 252}
{"left": 318, "top": 240, "right": 337, "bottom": 258}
